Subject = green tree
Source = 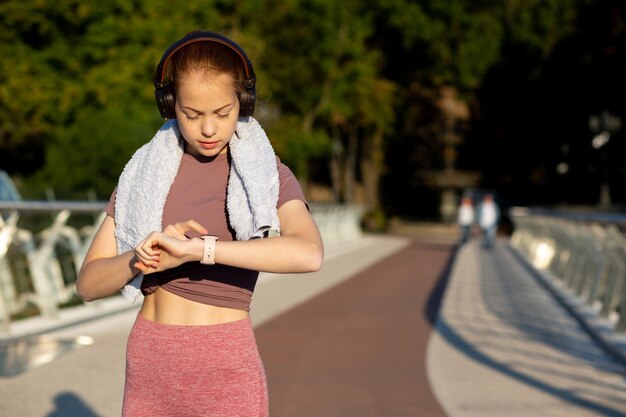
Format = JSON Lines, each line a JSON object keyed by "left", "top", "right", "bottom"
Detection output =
{"left": 256, "top": 0, "right": 396, "bottom": 217}
{"left": 369, "top": 0, "right": 582, "bottom": 217}
{"left": 0, "top": 0, "right": 231, "bottom": 195}
{"left": 0, "top": 0, "right": 593, "bottom": 216}
{"left": 34, "top": 107, "right": 154, "bottom": 199}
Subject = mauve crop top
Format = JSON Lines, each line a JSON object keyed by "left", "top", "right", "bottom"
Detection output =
{"left": 105, "top": 151, "right": 307, "bottom": 311}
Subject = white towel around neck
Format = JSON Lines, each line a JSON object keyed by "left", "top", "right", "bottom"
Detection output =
{"left": 114, "top": 116, "right": 280, "bottom": 302}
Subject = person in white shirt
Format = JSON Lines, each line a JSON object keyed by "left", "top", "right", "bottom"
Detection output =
{"left": 476, "top": 193, "right": 500, "bottom": 249}
{"left": 457, "top": 196, "right": 475, "bottom": 244}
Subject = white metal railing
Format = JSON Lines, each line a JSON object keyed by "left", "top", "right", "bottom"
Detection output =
{"left": 509, "top": 207, "right": 626, "bottom": 336}
{"left": 0, "top": 201, "right": 366, "bottom": 333}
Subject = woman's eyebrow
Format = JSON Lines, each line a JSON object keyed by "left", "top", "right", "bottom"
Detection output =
{"left": 181, "top": 102, "right": 234, "bottom": 113}
{"left": 213, "top": 102, "right": 234, "bottom": 112}
{"left": 180, "top": 106, "right": 203, "bottom": 114}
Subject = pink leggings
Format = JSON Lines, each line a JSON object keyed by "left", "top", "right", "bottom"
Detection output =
{"left": 122, "top": 313, "right": 268, "bottom": 417}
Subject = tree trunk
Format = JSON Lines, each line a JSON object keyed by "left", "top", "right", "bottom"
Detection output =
{"left": 342, "top": 127, "right": 358, "bottom": 203}
{"left": 361, "top": 126, "right": 384, "bottom": 210}
{"left": 330, "top": 126, "right": 343, "bottom": 203}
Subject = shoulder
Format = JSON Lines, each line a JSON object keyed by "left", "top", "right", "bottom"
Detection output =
{"left": 275, "top": 155, "right": 297, "bottom": 181}
{"left": 274, "top": 155, "right": 307, "bottom": 208}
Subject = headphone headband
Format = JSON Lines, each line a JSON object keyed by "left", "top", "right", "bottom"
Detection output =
{"left": 154, "top": 31, "right": 256, "bottom": 118}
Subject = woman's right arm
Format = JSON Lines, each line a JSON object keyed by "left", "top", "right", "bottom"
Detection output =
{"left": 76, "top": 215, "right": 142, "bottom": 302}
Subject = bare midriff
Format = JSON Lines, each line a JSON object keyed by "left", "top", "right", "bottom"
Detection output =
{"left": 139, "top": 287, "right": 249, "bottom": 325}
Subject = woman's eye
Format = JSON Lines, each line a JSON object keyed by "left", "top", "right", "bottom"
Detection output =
{"left": 185, "top": 114, "right": 199, "bottom": 121}
{"left": 217, "top": 113, "right": 229, "bottom": 119}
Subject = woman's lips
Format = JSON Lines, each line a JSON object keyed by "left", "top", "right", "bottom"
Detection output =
{"left": 198, "top": 140, "right": 218, "bottom": 149}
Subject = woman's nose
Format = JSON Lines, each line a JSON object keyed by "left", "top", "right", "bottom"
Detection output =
{"left": 201, "top": 119, "right": 216, "bottom": 137}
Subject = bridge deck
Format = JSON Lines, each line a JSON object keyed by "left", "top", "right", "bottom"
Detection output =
{"left": 1, "top": 231, "right": 625, "bottom": 417}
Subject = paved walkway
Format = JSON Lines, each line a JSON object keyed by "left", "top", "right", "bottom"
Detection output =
{"left": 255, "top": 236, "right": 455, "bottom": 417}
{"left": 1, "top": 230, "right": 625, "bottom": 417}
{"left": 429, "top": 240, "right": 626, "bottom": 417}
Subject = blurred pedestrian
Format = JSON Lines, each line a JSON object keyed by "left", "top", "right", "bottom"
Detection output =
{"left": 476, "top": 193, "right": 500, "bottom": 249}
{"left": 457, "top": 195, "right": 475, "bottom": 244}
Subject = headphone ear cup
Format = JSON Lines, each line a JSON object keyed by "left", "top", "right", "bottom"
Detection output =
{"left": 239, "top": 86, "right": 256, "bottom": 118}
{"left": 155, "top": 84, "right": 176, "bottom": 119}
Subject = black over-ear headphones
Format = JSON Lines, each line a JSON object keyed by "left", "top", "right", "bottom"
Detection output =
{"left": 154, "top": 31, "right": 257, "bottom": 119}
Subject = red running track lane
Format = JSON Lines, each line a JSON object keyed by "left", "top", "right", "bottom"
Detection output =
{"left": 255, "top": 237, "right": 457, "bottom": 417}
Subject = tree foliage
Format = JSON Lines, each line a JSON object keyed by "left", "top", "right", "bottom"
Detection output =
{"left": 2, "top": 0, "right": 618, "bottom": 217}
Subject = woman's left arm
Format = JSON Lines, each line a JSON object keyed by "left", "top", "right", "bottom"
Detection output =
{"left": 214, "top": 199, "right": 323, "bottom": 273}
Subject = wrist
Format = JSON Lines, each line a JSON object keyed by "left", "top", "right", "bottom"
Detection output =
{"left": 187, "top": 238, "right": 205, "bottom": 263}
{"left": 128, "top": 254, "right": 142, "bottom": 277}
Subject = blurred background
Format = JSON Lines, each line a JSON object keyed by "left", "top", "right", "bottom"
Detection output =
{"left": 2, "top": 3, "right": 626, "bottom": 416}
{"left": 0, "top": 0, "right": 624, "bottom": 225}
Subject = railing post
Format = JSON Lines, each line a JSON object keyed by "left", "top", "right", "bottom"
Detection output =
{"left": 0, "top": 256, "right": 12, "bottom": 332}
{"left": 0, "top": 211, "right": 20, "bottom": 332}
{"left": 509, "top": 207, "right": 626, "bottom": 336}
{"left": 310, "top": 203, "right": 366, "bottom": 247}
{"left": 19, "top": 210, "right": 72, "bottom": 318}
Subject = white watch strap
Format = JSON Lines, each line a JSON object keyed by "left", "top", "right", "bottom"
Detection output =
{"left": 200, "top": 235, "right": 218, "bottom": 265}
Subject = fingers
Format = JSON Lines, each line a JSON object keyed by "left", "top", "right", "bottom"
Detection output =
{"left": 134, "top": 233, "right": 161, "bottom": 269}
{"left": 133, "top": 260, "right": 161, "bottom": 275}
{"left": 133, "top": 260, "right": 152, "bottom": 273}
{"left": 185, "top": 220, "right": 209, "bottom": 236}
{"left": 163, "top": 224, "right": 188, "bottom": 240}
{"left": 163, "top": 220, "right": 209, "bottom": 239}
{"left": 134, "top": 225, "right": 203, "bottom": 273}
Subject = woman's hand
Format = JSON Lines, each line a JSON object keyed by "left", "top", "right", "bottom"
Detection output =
{"left": 133, "top": 220, "right": 208, "bottom": 274}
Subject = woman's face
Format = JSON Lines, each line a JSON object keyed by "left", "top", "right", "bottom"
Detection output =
{"left": 174, "top": 71, "right": 240, "bottom": 157}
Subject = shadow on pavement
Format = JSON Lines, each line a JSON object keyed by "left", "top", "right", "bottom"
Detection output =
{"left": 429, "top": 242, "right": 626, "bottom": 417}
{"left": 47, "top": 392, "right": 102, "bottom": 417}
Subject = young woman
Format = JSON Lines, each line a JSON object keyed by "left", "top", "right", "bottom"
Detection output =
{"left": 76, "top": 30, "right": 324, "bottom": 416}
